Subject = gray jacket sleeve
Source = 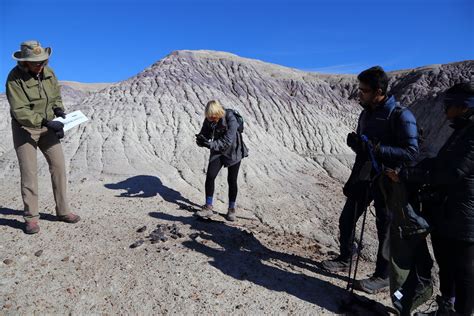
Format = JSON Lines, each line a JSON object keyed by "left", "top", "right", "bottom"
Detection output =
{"left": 199, "top": 119, "right": 212, "bottom": 139}
{"left": 210, "top": 113, "right": 239, "bottom": 152}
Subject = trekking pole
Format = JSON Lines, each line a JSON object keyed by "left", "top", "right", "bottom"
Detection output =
{"left": 350, "top": 193, "right": 370, "bottom": 293}
{"left": 347, "top": 135, "right": 381, "bottom": 292}
{"left": 361, "top": 135, "right": 381, "bottom": 174}
{"left": 346, "top": 200, "right": 359, "bottom": 291}
{"left": 346, "top": 187, "right": 370, "bottom": 292}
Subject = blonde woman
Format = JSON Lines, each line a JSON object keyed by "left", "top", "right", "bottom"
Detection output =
{"left": 195, "top": 100, "right": 248, "bottom": 221}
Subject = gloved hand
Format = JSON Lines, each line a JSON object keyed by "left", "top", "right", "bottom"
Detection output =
{"left": 195, "top": 134, "right": 210, "bottom": 148}
{"left": 42, "top": 119, "right": 65, "bottom": 139}
{"left": 346, "top": 132, "right": 364, "bottom": 154}
{"left": 53, "top": 108, "right": 66, "bottom": 119}
{"left": 55, "top": 129, "right": 65, "bottom": 139}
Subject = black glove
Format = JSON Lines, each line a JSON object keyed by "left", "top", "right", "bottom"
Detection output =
{"left": 195, "top": 134, "right": 203, "bottom": 147}
{"left": 42, "top": 119, "right": 64, "bottom": 131}
{"left": 195, "top": 134, "right": 210, "bottom": 149}
{"left": 42, "top": 119, "right": 65, "bottom": 139}
{"left": 55, "top": 129, "right": 65, "bottom": 139}
{"left": 346, "top": 132, "right": 364, "bottom": 154}
{"left": 53, "top": 108, "right": 66, "bottom": 119}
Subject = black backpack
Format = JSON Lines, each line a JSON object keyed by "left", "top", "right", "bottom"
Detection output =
{"left": 227, "top": 109, "right": 244, "bottom": 133}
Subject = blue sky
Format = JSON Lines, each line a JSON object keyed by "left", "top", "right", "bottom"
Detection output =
{"left": 1, "top": 0, "right": 473, "bottom": 91}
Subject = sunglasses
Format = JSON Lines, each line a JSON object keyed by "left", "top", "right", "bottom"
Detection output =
{"left": 358, "top": 87, "right": 373, "bottom": 93}
{"left": 27, "top": 60, "right": 47, "bottom": 67}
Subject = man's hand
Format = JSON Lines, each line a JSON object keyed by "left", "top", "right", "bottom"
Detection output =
{"left": 53, "top": 108, "right": 66, "bottom": 119}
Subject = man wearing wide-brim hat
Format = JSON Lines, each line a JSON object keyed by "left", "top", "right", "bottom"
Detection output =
{"left": 6, "top": 40, "right": 81, "bottom": 234}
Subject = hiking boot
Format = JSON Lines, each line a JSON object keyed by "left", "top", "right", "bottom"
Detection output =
{"left": 413, "top": 295, "right": 455, "bottom": 316}
{"left": 320, "top": 255, "right": 351, "bottom": 273}
{"left": 196, "top": 204, "right": 214, "bottom": 218}
{"left": 57, "top": 213, "right": 81, "bottom": 223}
{"left": 353, "top": 275, "right": 389, "bottom": 294}
{"left": 226, "top": 208, "right": 236, "bottom": 221}
{"left": 25, "top": 221, "right": 40, "bottom": 234}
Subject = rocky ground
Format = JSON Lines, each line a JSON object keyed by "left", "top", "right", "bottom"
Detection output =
{"left": 0, "top": 177, "right": 400, "bottom": 315}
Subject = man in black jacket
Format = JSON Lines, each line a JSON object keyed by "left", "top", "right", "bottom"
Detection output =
{"left": 321, "top": 66, "right": 419, "bottom": 294}
{"left": 388, "top": 82, "right": 474, "bottom": 316}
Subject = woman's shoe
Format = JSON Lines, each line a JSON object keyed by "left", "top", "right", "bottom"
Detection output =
{"left": 226, "top": 208, "right": 236, "bottom": 221}
{"left": 196, "top": 204, "right": 214, "bottom": 218}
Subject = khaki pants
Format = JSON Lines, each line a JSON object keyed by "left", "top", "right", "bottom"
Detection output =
{"left": 12, "top": 119, "right": 69, "bottom": 222}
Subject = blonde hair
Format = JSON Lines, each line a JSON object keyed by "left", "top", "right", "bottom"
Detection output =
{"left": 205, "top": 100, "right": 225, "bottom": 119}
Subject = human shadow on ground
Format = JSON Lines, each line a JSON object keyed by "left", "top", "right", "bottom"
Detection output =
{"left": 0, "top": 207, "right": 59, "bottom": 231}
{"left": 104, "top": 175, "right": 200, "bottom": 208}
{"left": 149, "top": 211, "right": 390, "bottom": 315}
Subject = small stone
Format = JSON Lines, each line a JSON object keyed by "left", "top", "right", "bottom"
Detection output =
{"left": 4, "top": 303, "right": 12, "bottom": 309}
{"left": 61, "top": 256, "right": 70, "bottom": 262}
{"left": 34, "top": 250, "right": 43, "bottom": 257}
{"left": 66, "top": 287, "right": 75, "bottom": 294}
{"left": 189, "top": 233, "right": 199, "bottom": 239}
{"left": 130, "top": 240, "right": 144, "bottom": 249}
{"left": 136, "top": 226, "right": 147, "bottom": 233}
{"left": 3, "top": 259, "right": 13, "bottom": 265}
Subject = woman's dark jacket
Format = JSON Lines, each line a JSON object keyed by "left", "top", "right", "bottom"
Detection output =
{"left": 199, "top": 109, "right": 248, "bottom": 167}
{"left": 402, "top": 112, "right": 474, "bottom": 242}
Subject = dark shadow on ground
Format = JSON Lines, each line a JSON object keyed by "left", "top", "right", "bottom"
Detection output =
{"left": 0, "top": 207, "right": 59, "bottom": 231}
{"left": 149, "top": 211, "right": 390, "bottom": 315}
{"left": 104, "top": 175, "right": 200, "bottom": 208}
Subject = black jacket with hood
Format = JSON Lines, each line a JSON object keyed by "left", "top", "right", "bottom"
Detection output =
{"left": 402, "top": 111, "right": 474, "bottom": 242}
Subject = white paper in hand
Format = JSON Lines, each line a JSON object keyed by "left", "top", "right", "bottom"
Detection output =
{"left": 53, "top": 110, "right": 88, "bottom": 132}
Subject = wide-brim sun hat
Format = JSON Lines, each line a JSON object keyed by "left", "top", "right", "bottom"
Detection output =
{"left": 13, "top": 40, "right": 52, "bottom": 62}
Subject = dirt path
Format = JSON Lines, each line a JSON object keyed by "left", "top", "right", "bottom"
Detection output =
{"left": 0, "top": 178, "right": 399, "bottom": 315}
